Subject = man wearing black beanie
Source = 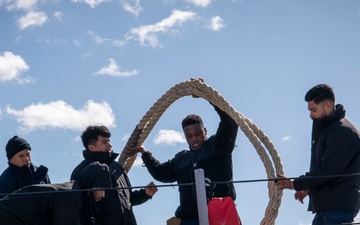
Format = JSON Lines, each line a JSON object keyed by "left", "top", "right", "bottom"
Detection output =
{"left": 0, "top": 135, "right": 51, "bottom": 196}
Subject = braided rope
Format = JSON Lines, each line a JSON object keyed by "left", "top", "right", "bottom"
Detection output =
{"left": 118, "top": 79, "right": 284, "bottom": 225}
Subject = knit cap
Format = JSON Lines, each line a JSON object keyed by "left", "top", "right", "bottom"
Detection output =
{"left": 5, "top": 135, "right": 31, "bottom": 160}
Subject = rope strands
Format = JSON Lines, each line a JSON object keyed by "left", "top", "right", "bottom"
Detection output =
{"left": 118, "top": 79, "right": 285, "bottom": 225}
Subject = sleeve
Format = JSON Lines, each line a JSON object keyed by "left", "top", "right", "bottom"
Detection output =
{"left": 76, "top": 162, "right": 112, "bottom": 189}
{"left": 0, "top": 171, "right": 19, "bottom": 196}
{"left": 34, "top": 165, "right": 51, "bottom": 184}
{"left": 130, "top": 188, "right": 151, "bottom": 206}
{"left": 212, "top": 103, "right": 238, "bottom": 153}
{"left": 118, "top": 170, "right": 150, "bottom": 206}
{"left": 293, "top": 125, "right": 360, "bottom": 191}
{"left": 141, "top": 151, "right": 177, "bottom": 183}
{"left": 44, "top": 174, "right": 51, "bottom": 184}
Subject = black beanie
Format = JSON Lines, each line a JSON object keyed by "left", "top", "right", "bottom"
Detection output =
{"left": 5, "top": 135, "right": 31, "bottom": 160}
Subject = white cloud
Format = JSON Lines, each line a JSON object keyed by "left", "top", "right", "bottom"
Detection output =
{"left": 125, "top": 10, "right": 197, "bottom": 47}
{"left": 36, "top": 37, "right": 67, "bottom": 47}
{"left": 163, "top": 0, "right": 175, "bottom": 4}
{"left": 208, "top": 16, "right": 225, "bottom": 31}
{"left": 153, "top": 129, "right": 186, "bottom": 146}
{"left": 297, "top": 221, "right": 311, "bottom": 225}
{"left": 5, "top": 100, "right": 116, "bottom": 133}
{"left": 14, "top": 35, "right": 23, "bottom": 43}
{"left": 2, "top": 0, "right": 38, "bottom": 11}
{"left": 123, "top": 0, "right": 143, "bottom": 17}
{"left": 0, "top": 51, "right": 32, "bottom": 83}
{"left": 71, "top": 0, "right": 109, "bottom": 8}
{"left": 95, "top": 58, "right": 138, "bottom": 77}
{"left": 281, "top": 136, "right": 291, "bottom": 142}
{"left": 132, "top": 156, "right": 144, "bottom": 167}
{"left": 184, "top": 0, "right": 211, "bottom": 7}
{"left": 16, "top": 75, "right": 36, "bottom": 84}
{"left": 121, "top": 133, "right": 131, "bottom": 141}
{"left": 88, "top": 31, "right": 126, "bottom": 47}
{"left": 18, "top": 11, "right": 48, "bottom": 30}
{"left": 354, "top": 214, "right": 360, "bottom": 224}
{"left": 73, "top": 39, "right": 82, "bottom": 47}
{"left": 54, "top": 11, "right": 65, "bottom": 22}
{"left": 82, "top": 50, "right": 93, "bottom": 59}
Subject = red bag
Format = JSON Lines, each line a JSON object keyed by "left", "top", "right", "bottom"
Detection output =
{"left": 207, "top": 197, "right": 242, "bottom": 225}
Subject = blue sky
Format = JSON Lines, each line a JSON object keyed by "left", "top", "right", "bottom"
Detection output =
{"left": 1, "top": 0, "right": 360, "bottom": 224}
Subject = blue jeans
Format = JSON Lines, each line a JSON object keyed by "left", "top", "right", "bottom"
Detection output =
{"left": 312, "top": 210, "right": 358, "bottom": 225}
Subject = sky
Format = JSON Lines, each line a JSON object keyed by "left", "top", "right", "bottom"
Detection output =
{"left": 1, "top": 0, "right": 360, "bottom": 224}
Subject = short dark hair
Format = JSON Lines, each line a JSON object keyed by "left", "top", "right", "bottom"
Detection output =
{"left": 81, "top": 125, "right": 111, "bottom": 150}
{"left": 304, "top": 84, "right": 335, "bottom": 104}
{"left": 181, "top": 114, "right": 204, "bottom": 129}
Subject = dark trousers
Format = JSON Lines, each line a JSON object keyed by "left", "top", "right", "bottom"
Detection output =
{"left": 180, "top": 218, "right": 199, "bottom": 225}
{"left": 312, "top": 210, "right": 358, "bottom": 225}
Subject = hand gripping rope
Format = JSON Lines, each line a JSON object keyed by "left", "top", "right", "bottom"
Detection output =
{"left": 118, "top": 79, "right": 284, "bottom": 225}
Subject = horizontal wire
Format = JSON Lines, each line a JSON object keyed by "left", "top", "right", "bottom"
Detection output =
{"left": 1, "top": 172, "right": 360, "bottom": 197}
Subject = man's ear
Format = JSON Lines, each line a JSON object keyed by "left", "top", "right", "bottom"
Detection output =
{"left": 325, "top": 101, "right": 334, "bottom": 114}
{"left": 325, "top": 101, "right": 331, "bottom": 109}
{"left": 88, "top": 144, "right": 95, "bottom": 151}
{"left": 204, "top": 127, "right": 207, "bottom": 135}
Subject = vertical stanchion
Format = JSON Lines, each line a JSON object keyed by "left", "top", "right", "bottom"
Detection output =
{"left": 194, "top": 168, "right": 209, "bottom": 225}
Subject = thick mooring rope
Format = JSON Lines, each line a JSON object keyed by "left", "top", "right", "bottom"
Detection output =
{"left": 118, "top": 79, "right": 284, "bottom": 225}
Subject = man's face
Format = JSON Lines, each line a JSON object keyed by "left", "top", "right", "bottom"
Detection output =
{"left": 307, "top": 100, "right": 332, "bottom": 120}
{"left": 10, "top": 149, "right": 31, "bottom": 167}
{"left": 88, "top": 136, "right": 112, "bottom": 152}
{"left": 183, "top": 123, "right": 207, "bottom": 151}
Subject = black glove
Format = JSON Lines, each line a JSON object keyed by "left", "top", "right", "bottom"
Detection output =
{"left": 34, "top": 165, "right": 49, "bottom": 182}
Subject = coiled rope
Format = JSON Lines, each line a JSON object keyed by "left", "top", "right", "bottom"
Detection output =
{"left": 118, "top": 79, "right": 284, "bottom": 225}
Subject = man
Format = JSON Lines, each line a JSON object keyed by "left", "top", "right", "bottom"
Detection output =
{"left": 0, "top": 181, "right": 82, "bottom": 225}
{"left": 125, "top": 98, "right": 241, "bottom": 225}
{"left": 0, "top": 135, "right": 51, "bottom": 195}
{"left": 0, "top": 160, "right": 129, "bottom": 225}
{"left": 276, "top": 84, "right": 360, "bottom": 225}
{"left": 71, "top": 125, "right": 158, "bottom": 225}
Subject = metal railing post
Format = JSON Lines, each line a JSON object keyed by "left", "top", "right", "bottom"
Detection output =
{"left": 194, "top": 168, "right": 209, "bottom": 225}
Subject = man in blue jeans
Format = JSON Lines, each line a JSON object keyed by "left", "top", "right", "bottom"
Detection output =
{"left": 276, "top": 84, "right": 360, "bottom": 225}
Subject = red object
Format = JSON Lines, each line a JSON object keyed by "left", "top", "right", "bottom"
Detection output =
{"left": 208, "top": 197, "right": 242, "bottom": 225}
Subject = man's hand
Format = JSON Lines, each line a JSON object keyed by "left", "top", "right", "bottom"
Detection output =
{"left": 93, "top": 189, "right": 105, "bottom": 202}
{"left": 190, "top": 78, "right": 204, "bottom": 98}
{"left": 123, "top": 145, "right": 147, "bottom": 156}
{"left": 294, "top": 190, "right": 308, "bottom": 204}
{"left": 275, "top": 174, "right": 295, "bottom": 190}
{"left": 145, "top": 181, "right": 158, "bottom": 197}
{"left": 190, "top": 77, "right": 204, "bottom": 82}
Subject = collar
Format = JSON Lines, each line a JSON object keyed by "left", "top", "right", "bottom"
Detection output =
{"left": 82, "top": 149, "right": 119, "bottom": 164}
{"left": 312, "top": 104, "right": 345, "bottom": 137}
{"left": 8, "top": 162, "right": 35, "bottom": 174}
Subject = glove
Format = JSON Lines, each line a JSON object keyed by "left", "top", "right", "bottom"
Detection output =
{"left": 34, "top": 165, "right": 49, "bottom": 182}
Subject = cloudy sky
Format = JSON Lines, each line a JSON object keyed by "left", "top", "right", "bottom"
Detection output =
{"left": 1, "top": 0, "right": 360, "bottom": 224}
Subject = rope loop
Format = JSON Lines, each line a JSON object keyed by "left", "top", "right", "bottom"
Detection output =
{"left": 118, "top": 79, "right": 284, "bottom": 225}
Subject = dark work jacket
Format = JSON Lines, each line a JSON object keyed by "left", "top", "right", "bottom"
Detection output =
{"left": 142, "top": 104, "right": 238, "bottom": 220}
{"left": 0, "top": 181, "right": 82, "bottom": 225}
{"left": 71, "top": 150, "right": 150, "bottom": 225}
{"left": 0, "top": 163, "right": 51, "bottom": 196}
{"left": 293, "top": 104, "right": 360, "bottom": 212}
